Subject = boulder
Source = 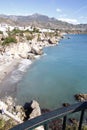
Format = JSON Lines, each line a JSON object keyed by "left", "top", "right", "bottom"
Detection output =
{"left": 29, "top": 100, "right": 41, "bottom": 119}
{"left": 0, "top": 101, "right": 8, "bottom": 110}
{"left": 69, "top": 118, "right": 78, "bottom": 125}
{"left": 74, "top": 94, "right": 87, "bottom": 101}
{"left": 27, "top": 53, "right": 35, "bottom": 60}
{"left": 62, "top": 103, "right": 70, "bottom": 107}
{"left": 48, "top": 37, "right": 56, "bottom": 44}
{"left": 30, "top": 100, "right": 44, "bottom": 130}
{"left": 23, "top": 100, "right": 44, "bottom": 130}
{"left": 5, "top": 96, "right": 14, "bottom": 106}
{"left": 19, "top": 53, "right": 28, "bottom": 59}
{"left": 30, "top": 45, "right": 43, "bottom": 55}
{"left": 16, "top": 105, "right": 26, "bottom": 121}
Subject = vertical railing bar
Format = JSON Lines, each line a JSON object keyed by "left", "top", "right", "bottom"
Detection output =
{"left": 78, "top": 109, "right": 85, "bottom": 130}
{"left": 62, "top": 116, "right": 67, "bottom": 130}
{"left": 44, "top": 123, "right": 49, "bottom": 130}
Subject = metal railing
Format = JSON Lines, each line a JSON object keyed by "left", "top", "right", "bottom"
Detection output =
{"left": 11, "top": 101, "right": 87, "bottom": 130}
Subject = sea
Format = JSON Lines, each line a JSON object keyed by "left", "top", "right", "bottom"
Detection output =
{"left": 0, "top": 34, "right": 87, "bottom": 110}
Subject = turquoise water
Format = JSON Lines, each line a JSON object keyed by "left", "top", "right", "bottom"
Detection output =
{"left": 17, "top": 34, "right": 87, "bottom": 109}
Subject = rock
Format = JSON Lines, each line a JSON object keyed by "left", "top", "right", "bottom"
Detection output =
{"left": 30, "top": 100, "right": 44, "bottom": 130}
{"left": 30, "top": 45, "right": 43, "bottom": 55}
{"left": 0, "top": 101, "right": 8, "bottom": 110}
{"left": 48, "top": 37, "right": 56, "bottom": 44}
{"left": 27, "top": 53, "right": 35, "bottom": 60}
{"left": 23, "top": 100, "right": 44, "bottom": 130}
{"left": 16, "top": 105, "right": 26, "bottom": 121}
{"left": 5, "top": 96, "right": 14, "bottom": 106}
{"left": 62, "top": 103, "right": 70, "bottom": 107}
{"left": 19, "top": 53, "right": 28, "bottom": 59}
{"left": 29, "top": 100, "right": 41, "bottom": 119}
{"left": 74, "top": 94, "right": 87, "bottom": 101}
{"left": 69, "top": 118, "right": 78, "bottom": 125}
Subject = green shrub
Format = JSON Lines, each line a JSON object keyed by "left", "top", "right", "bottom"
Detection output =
{"left": 33, "top": 27, "right": 39, "bottom": 33}
{"left": 2, "top": 36, "right": 17, "bottom": 46}
{"left": 0, "top": 31, "right": 3, "bottom": 34}
{"left": 26, "top": 35, "right": 34, "bottom": 40}
{"left": 8, "top": 29, "right": 23, "bottom": 36}
{"left": 0, "top": 119, "right": 5, "bottom": 129}
{"left": 37, "top": 33, "right": 41, "bottom": 41}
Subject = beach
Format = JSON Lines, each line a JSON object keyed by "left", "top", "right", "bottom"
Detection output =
{"left": 0, "top": 33, "right": 64, "bottom": 99}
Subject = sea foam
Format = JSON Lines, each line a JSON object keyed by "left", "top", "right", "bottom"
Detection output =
{"left": 10, "top": 59, "right": 32, "bottom": 83}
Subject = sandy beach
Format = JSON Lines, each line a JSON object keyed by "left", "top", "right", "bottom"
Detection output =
{"left": 0, "top": 58, "right": 21, "bottom": 83}
{"left": 0, "top": 31, "right": 64, "bottom": 99}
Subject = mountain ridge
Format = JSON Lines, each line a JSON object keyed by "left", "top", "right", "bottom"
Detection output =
{"left": 0, "top": 13, "right": 87, "bottom": 31}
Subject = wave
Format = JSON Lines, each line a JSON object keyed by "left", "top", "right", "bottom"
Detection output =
{"left": 10, "top": 59, "right": 32, "bottom": 83}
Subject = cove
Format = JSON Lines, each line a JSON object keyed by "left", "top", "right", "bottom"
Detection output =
{"left": 16, "top": 34, "right": 87, "bottom": 109}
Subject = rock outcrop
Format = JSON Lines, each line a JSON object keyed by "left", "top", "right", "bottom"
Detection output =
{"left": 0, "top": 97, "right": 26, "bottom": 121}
{"left": 27, "top": 53, "right": 35, "bottom": 60}
{"left": 74, "top": 94, "right": 87, "bottom": 101}
{"left": 0, "top": 97, "right": 44, "bottom": 130}
{"left": 48, "top": 37, "right": 57, "bottom": 44}
{"left": 30, "top": 45, "right": 43, "bottom": 55}
{"left": 29, "top": 100, "right": 41, "bottom": 119}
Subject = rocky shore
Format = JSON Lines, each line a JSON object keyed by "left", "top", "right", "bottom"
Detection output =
{"left": 0, "top": 30, "right": 64, "bottom": 129}
{"left": 0, "top": 95, "right": 87, "bottom": 130}
{"left": 0, "top": 96, "right": 44, "bottom": 130}
{"left": 0, "top": 31, "right": 64, "bottom": 83}
{"left": 74, "top": 94, "right": 87, "bottom": 102}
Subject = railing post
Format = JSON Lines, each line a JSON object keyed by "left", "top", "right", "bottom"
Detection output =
{"left": 44, "top": 123, "right": 49, "bottom": 130}
{"left": 78, "top": 109, "right": 85, "bottom": 130}
{"left": 62, "top": 116, "right": 67, "bottom": 130}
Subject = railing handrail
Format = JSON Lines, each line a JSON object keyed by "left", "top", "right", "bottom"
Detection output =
{"left": 11, "top": 101, "right": 87, "bottom": 130}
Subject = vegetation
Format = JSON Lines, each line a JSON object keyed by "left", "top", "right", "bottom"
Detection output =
{"left": 66, "top": 125, "right": 87, "bottom": 130}
{"left": 2, "top": 36, "right": 17, "bottom": 46}
{"left": 33, "top": 27, "right": 39, "bottom": 33}
{"left": 0, "top": 119, "right": 5, "bottom": 129}
{"left": 8, "top": 29, "right": 24, "bottom": 36}
{"left": 37, "top": 33, "right": 41, "bottom": 41}
{"left": 0, "top": 119, "right": 16, "bottom": 130}
{"left": 26, "top": 35, "right": 34, "bottom": 40}
{"left": 0, "top": 31, "right": 3, "bottom": 34}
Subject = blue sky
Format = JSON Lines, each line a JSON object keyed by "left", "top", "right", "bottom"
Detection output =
{"left": 0, "top": 0, "right": 87, "bottom": 24}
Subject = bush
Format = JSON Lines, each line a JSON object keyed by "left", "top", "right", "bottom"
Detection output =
{"left": 26, "top": 35, "right": 34, "bottom": 40}
{"left": 0, "top": 31, "right": 3, "bottom": 34}
{"left": 8, "top": 29, "right": 23, "bottom": 37}
{"left": 33, "top": 27, "right": 39, "bottom": 33}
{"left": 2, "top": 36, "right": 17, "bottom": 46}
{"left": 0, "top": 119, "right": 5, "bottom": 129}
{"left": 37, "top": 33, "right": 41, "bottom": 41}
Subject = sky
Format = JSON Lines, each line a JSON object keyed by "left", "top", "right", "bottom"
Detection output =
{"left": 0, "top": 0, "right": 87, "bottom": 24}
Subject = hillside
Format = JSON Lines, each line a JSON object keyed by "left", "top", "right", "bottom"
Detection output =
{"left": 0, "top": 13, "right": 87, "bottom": 31}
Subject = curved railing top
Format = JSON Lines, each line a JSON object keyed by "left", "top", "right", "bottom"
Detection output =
{"left": 11, "top": 101, "right": 87, "bottom": 130}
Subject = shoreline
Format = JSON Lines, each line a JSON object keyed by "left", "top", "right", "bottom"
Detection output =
{"left": 0, "top": 34, "right": 63, "bottom": 84}
{"left": 0, "top": 58, "right": 21, "bottom": 83}
{"left": 0, "top": 34, "right": 64, "bottom": 98}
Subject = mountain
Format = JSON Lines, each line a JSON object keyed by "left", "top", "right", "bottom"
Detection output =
{"left": 0, "top": 13, "right": 87, "bottom": 31}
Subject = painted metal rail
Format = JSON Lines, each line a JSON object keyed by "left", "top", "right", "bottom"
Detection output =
{"left": 11, "top": 101, "right": 87, "bottom": 130}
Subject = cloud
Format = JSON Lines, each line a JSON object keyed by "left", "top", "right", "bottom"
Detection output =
{"left": 58, "top": 18, "right": 79, "bottom": 24}
{"left": 56, "top": 8, "right": 62, "bottom": 13}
